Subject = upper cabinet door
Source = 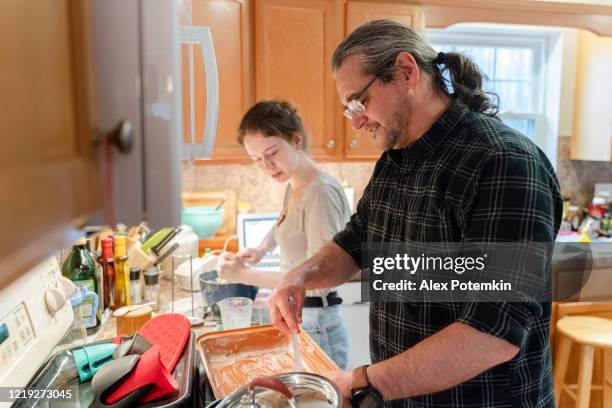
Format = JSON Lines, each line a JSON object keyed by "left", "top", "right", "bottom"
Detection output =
{"left": 346, "top": 1, "right": 423, "bottom": 33}
{"left": 186, "top": 0, "right": 254, "bottom": 162}
{"left": 344, "top": 1, "right": 423, "bottom": 160}
{"left": 255, "top": 0, "right": 343, "bottom": 160}
{"left": 0, "top": 0, "right": 99, "bottom": 288}
{"left": 570, "top": 29, "right": 612, "bottom": 161}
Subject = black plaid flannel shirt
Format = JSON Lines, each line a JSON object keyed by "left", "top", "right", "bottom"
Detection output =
{"left": 333, "top": 100, "right": 563, "bottom": 407}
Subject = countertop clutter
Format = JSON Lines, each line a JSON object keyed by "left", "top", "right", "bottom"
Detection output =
{"left": 87, "top": 261, "right": 340, "bottom": 408}
{"left": 26, "top": 224, "right": 213, "bottom": 407}
{"left": 30, "top": 313, "right": 197, "bottom": 408}
{"left": 51, "top": 218, "right": 346, "bottom": 408}
{"left": 95, "top": 274, "right": 218, "bottom": 342}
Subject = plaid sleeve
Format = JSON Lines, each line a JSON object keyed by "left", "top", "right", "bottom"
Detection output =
{"left": 458, "top": 145, "right": 561, "bottom": 347}
{"left": 457, "top": 302, "right": 543, "bottom": 348}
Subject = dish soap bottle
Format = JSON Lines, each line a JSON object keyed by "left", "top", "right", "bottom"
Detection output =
{"left": 62, "top": 238, "right": 100, "bottom": 326}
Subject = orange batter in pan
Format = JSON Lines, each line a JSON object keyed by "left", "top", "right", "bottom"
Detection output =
{"left": 200, "top": 328, "right": 336, "bottom": 396}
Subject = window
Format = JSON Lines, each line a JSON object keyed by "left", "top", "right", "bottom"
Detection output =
{"left": 425, "top": 25, "right": 564, "bottom": 167}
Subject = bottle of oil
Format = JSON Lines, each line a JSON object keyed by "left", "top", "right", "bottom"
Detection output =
{"left": 113, "top": 233, "right": 131, "bottom": 308}
{"left": 62, "top": 238, "right": 100, "bottom": 326}
{"left": 99, "top": 236, "right": 115, "bottom": 309}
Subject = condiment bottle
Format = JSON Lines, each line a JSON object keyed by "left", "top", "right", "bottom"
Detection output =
{"left": 113, "top": 233, "right": 131, "bottom": 308}
{"left": 129, "top": 267, "right": 142, "bottom": 305}
{"left": 99, "top": 236, "right": 115, "bottom": 309}
{"left": 62, "top": 238, "right": 100, "bottom": 326}
{"left": 143, "top": 267, "right": 160, "bottom": 310}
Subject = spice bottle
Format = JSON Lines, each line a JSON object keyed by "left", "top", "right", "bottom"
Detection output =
{"left": 144, "top": 267, "right": 160, "bottom": 310}
{"left": 129, "top": 267, "right": 142, "bottom": 305}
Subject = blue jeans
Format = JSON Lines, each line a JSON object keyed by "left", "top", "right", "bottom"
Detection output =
{"left": 301, "top": 305, "right": 348, "bottom": 370}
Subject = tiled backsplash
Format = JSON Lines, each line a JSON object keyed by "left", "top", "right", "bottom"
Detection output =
{"left": 183, "top": 136, "right": 611, "bottom": 214}
{"left": 182, "top": 160, "right": 376, "bottom": 213}
{"left": 557, "top": 136, "right": 612, "bottom": 207}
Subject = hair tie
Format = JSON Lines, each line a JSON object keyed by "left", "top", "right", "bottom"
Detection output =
{"left": 434, "top": 51, "right": 445, "bottom": 65}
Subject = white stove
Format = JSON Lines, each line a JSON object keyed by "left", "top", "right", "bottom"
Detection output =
{"left": 0, "top": 256, "right": 74, "bottom": 407}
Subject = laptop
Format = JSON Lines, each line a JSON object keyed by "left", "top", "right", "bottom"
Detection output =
{"left": 237, "top": 213, "right": 281, "bottom": 271}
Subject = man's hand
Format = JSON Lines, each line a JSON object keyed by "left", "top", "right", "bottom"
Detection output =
{"left": 267, "top": 274, "right": 306, "bottom": 335}
{"left": 324, "top": 370, "right": 352, "bottom": 408}
{"left": 237, "top": 247, "right": 264, "bottom": 264}
{"left": 268, "top": 242, "right": 358, "bottom": 335}
{"left": 217, "top": 252, "right": 244, "bottom": 282}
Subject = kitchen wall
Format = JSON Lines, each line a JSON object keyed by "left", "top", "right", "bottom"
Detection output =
{"left": 557, "top": 136, "right": 612, "bottom": 207}
{"left": 182, "top": 160, "right": 376, "bottom": 213}
{"left": 182, "top": 135, "right": 610, "bottom": 214}
{"left": 553, "top": 28, "right": 612, "bottom": 207}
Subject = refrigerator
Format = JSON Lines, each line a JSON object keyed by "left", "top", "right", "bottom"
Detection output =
{"left": 90, "top": 0, "right": 218, "bottom": 230}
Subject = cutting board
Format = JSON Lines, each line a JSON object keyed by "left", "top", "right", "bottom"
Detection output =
{"left": 182, "top": 190, "right": 236, "bottom": 235}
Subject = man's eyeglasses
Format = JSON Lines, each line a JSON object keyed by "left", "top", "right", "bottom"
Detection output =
{"left": 343, "top": 76, "right": 377, "bottom": 120}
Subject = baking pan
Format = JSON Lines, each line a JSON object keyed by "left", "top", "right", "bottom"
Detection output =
{"left": 15, "top": 332, "right": 196, "bottom": 408}
{"left": 197, "top": 325, "right": 338, "bottom": 398}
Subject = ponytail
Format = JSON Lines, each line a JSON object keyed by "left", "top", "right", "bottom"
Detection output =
{"left": 434, "top": 52, "right": 500, "bottom": 118}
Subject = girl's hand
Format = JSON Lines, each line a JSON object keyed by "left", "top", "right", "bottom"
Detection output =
{"left": 237, "top": 247, "right": 264, "bottom": 264}
{"left": 217, "top": 252, "right": 245, "bottom": 282}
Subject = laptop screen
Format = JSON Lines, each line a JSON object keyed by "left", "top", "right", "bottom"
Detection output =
{"left": 237, "top": 213, "right": 280, "bottom": 256}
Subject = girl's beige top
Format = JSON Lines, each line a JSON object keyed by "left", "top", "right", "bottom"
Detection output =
{"left": 274, "top": 171, "right": 351, "bottom": 297}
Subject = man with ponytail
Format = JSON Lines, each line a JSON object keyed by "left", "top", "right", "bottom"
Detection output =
{"left": 268, "top": 19, "right": 562, "bottom": 407}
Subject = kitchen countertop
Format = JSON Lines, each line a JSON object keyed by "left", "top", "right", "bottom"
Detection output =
{"left": 553, "top": 241, "right": 612, "bottom": 270}
{"left": 95, "top": 277, "right": 218, "bottom": 343}
{"left": 93, "top": 267, "right": 361, "bottom": 343}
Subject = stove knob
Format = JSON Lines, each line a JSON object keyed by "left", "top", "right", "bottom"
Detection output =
{"left": 60, "top": 277, "right": 76, "bottom": 298}
{"left": 45, "top": 288, "right": 66, "bottom": 315}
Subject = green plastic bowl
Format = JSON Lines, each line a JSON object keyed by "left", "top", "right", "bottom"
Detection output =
{"left": 181, "top": 206, "right": 224, "bottom": 238}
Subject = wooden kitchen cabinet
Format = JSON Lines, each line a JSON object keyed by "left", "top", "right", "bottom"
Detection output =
{"left": 255, "top": 0, "right": 344, "bottom": 160}
{"left": 186, "top": 0, "right": 254, "bottom": 162}
{"left": 343, "top": 1, "right": 424, "bottom": 160}
{"left": 425, "top": 0, "right": 612, "bottom": 36}
{"left": 570, "top": 29, "right": 612, "bottom": 162}
{"left": 0, "top": 0, "right": 99, "bottom": 289}
{"left": 346, "top": 1, "right": 423, "bottom": 36}
{"left": 196, "top": 0, "right": 424, "bottom": 163}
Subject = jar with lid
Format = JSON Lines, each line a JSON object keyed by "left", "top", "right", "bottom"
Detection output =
{"left": 129, "top": 267, "right": 142, "bottom": 305}
{"left": 144, "top": 267, "right": 160, "bottom": 310}
{"left": 588, "top": 196, "right": 608, "bottom": 219}
{"left": 567, "top": 205, "right": 584, "bottom": 231}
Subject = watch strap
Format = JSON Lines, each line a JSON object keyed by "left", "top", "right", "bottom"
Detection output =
{"left": 352, "top": 365, "right": 370, "bottom": 390}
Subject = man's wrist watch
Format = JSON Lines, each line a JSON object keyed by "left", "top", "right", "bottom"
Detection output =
{"left": 350, "top": 365, "right": 383, "bottom": 408}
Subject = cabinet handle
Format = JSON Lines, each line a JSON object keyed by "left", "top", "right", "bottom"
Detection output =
{"left": 93, "top": 120, "right": 134, "bottom": 154}
{"left": 349, "top": 139, "right": 358, "bottom": 149}
{"left": 327, "top": 140, "right": 335, "bottom": 149}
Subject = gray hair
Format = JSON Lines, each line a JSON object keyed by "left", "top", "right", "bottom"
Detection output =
{"left": 332, "top": 19, "right": 499, "bottom": 117}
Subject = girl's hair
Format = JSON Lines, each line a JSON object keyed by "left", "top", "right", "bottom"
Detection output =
{"left": 332, "top": 19, "right": 499, "bottom": 117}
{"left": 238, "top": 100, "right": 309, "bottom": 149}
